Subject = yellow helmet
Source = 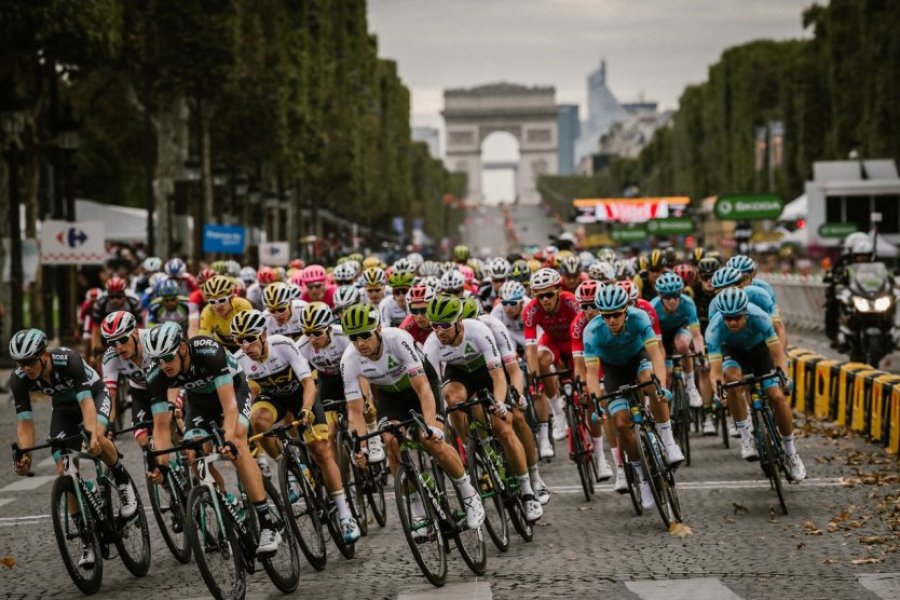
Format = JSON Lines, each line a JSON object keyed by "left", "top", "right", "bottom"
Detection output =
{"left": 362, "top": 256, "right": 381, "bottom": 269}
{"left": 201, "top": 275, "right": 234, "bottom": 299}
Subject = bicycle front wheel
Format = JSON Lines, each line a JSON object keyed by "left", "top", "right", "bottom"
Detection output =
{"left": 259, "top": 477, "right": 301, "bottom": 593}
{"left": 636, "top": 425, "right": 673, "bottom": 529}
{"left": 674, "top": 379, "right": 691, "bottom": 467}
{"left": 567, "top": 407, "right": 593, "bottom": 502}
{"left": 337, "top": 433, "right": 368, "bottom": 537}
{"left": 278, "top": 453, "right": 327, "bottom": 570}
{"left": 184, "top": 486, "right": 245, "bottom": 600}
{"left": 51, "top": 476, "right": 104, "bottom": 595}
{"left": 365, "top": 461, "right": 388, "bottom": 528}
{"left": 466, "top": 437, "right": 509, "bottom": 552}
{"left": 395, "top": 465, "right": 447, "bottom": 587}
{"left": 110, "top": 470, "right": 152, "bottom": 577}
{"left": 757, "top": 411, "right": 788, "bottom": 515}
{"left": 434, "top": 464, "right": 486, "bottom": 575}
{"left": 147, "top": 468, "right": 192, "bottom": 563}
{"left": 718, "top": 402, "right": 730, "bottom": 449}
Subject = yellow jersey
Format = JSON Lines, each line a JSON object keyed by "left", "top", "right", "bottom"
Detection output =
{"left": 198, "top": 297, "right": 253, "bottom": 352}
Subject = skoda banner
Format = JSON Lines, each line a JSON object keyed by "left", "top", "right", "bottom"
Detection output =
{"left": 714, "top": 194, "right": 783, "bottom": 221}
{"left": 40, "top": 220, "right": 107, "bottom": 265}
{"left": 203, "top": 224, "right": 246, "bottom": 255}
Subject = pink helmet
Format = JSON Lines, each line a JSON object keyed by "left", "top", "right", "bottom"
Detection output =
{"left": 458, "top": 265, "right": 475, "bottom": 285}
{"left": 290, "top": 271, "right": 305, "bottom": 288}
{"left": 301, "top": 265, "right": 327, "bottom": 284}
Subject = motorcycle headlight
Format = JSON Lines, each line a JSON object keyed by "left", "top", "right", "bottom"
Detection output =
{"left": 853, "top": 297, "right": 872, "bottom": 312}
{"left": 874, "top": 296, "right": 892, "bottom": 311}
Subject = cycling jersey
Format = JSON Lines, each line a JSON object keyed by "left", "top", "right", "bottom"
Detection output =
{"left": 635, "top": 298, "right": 662, "bottom": 335}
{"left": 90, "top": 293, "right": 143, "bottom": 331}
{"left": 188, "top": 289, "right": 206, "bottom": 313}
{"left": 198, "top": 296, "right": 253, "bottom": 351}
{"left": 708, "top": 285, "right": 778, "bottom": 321}
{"left": 101, "top": 330, "right": 154, "bottom": 390}
{"left": 570, "top": 310, "right": 591, "bottom": 358}
{"left": 523, "top": 291, "right": 580, "bottom": 363}
{"left": 689, "top": 283, "right": 716, "bottom": 334}
{"left": 649, "top": 294, "right": 700, "bottom": 334}
{"left": 705, "top": 303, "right": 779, "bottom": 363}
{"left": 423, "top": 318, "right": 503, "bottom": 375}
{"left": 751, "top": 277, "right": 777, "bottom": 302}
{"left": 583, "top": 307, "right": 659, "bottom": 367}
{"left": 379, "top": 295, "right": 408, "bottom": 327}
{"left": 146, "top": 295, "right": 194, "bottom": 331}
{"left": 298, "top": 325, "right": 350, "bottom": 377}
{"left": 398, "top": 315, "right": 431, "bottom": 347}
{"left": 245, "top": 282, "right": 265, "bottom": 311}
{"left": 235, "top": 334, "right": 312, "bottom": 398}
{"left": 262, "top": 299, "right": 309, "bottom": 341}
{"left": 633, "top": 271, "right": 659, "bottom": 302}
{"left": 477, "top": 315, "right": 518, "bottom": 365}
{"left": 489, "top": 301, "right": 529, "bottom": 350}
{"left": 341, "top": 328, "right": 426, "bottom": 397}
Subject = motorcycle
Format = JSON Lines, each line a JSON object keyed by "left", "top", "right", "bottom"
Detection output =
{"left": 836, "top": 262, "right": 899, "bottom": 367}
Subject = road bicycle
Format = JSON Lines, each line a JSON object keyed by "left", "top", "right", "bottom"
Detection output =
{"left": 669, "top": 352, "right": 704, "bottom": 467}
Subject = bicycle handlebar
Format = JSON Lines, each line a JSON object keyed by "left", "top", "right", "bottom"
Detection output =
{"left": 718, "top": 368, "right": 785, "bottom": 396}
{"left": 595, "top": 376, "right": 662, "bottom": 403}
{"left": 248, "top": 420, "right": 304, "bottom": 444}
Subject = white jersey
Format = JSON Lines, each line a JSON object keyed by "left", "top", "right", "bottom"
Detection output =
{"left": 423, "top": 318, "right": 502, "bottom": 375}
{"left": 297, "top": 325, "right": 350, "bottom": 377}
{"left": 489, "top": 301, "right": 530, "bottom": 349}
{"left": 478, "top": 314, "right": 518, "bottom": 365}
{"left": 101, "top": 329, "right": 155, "bottom": 390}
{"left": 341, "top": 327, "right": 426, "bottom": 398}
{"left": 245, "top": 282, "right": 264, "bottom": 311}
{"left": 379, "top": 296, "right": 408, "bottom": 327}
{"left": 262, "top": 299, "right": 308, "bottom": 341}
{"left": 234, "top": 334, "right": 311, "bottom": 398}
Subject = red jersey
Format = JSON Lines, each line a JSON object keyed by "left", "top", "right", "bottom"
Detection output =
{"left": 570, "top": 310, "right": 590, "bottom": 357}
{"left": 188, "top": 289, "right": 206, "bottom": 313}
{"left": 523, "top": 291, "right": 581, "bottom": 364}
{"left": 635, "top": 298, "right": 662, "bottom": 335}
{"left": 399, "top": 315, "right": 431, "bottom": 347}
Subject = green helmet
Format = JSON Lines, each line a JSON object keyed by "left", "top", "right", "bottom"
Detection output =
{"left": 426, "top": 295, "right": 463, "bottom": 324}
{"left": 340, "top": 303, "right": 381, "bottom": 336}
{"left": 460, "top": 297, "right": 481, "bottom": 320}
{"left": 388, "top": 270, "right": 415, "bottom": 288}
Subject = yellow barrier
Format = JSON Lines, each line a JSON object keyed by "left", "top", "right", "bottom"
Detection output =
{"left": 837, "top": 363, "right": 872, "bottom": 426}
{"left": 871, "top": 375, "right": 900, "bottom": 443}
{"left": 890, "top": 384, "right": 900, "bottom": 455}
{"left": 787, "top": 348, "right": 820, "bottom": 413}
{"left": 851, "top": 369, "right": 883, "bottom": 433}
{"left": 814, "top": 360, "right": 840, "bottom": 419}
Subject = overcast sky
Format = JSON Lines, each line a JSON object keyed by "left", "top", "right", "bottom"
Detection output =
{"left": 369, "top": 0, "right": 814, "bottom": 129}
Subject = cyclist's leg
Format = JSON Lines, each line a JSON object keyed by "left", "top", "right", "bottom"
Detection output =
{"left": 722, "top": 358, "right": 755, "bottom": 453}
{"left": 250, "top": 395, "right": 282, "bottom": 459}
{"left": 442, "top": 373, "right": 470, "bottom": 446}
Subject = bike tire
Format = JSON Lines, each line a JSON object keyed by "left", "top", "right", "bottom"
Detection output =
{"left": 339, "top": 435, "right": 368, "bottom": 537}
{"left": 507, "top": 492, "right": 535, "bottom": 543}
{"left": 718, "top": 403, "right": 730, "bottom": 449}
{"left": 466, "top": 437, "right": 509, "bottom": 552}
{"left": 623, "top": 460, "right": 643, "bottom": 516}
{"left": 258, "top": 477, "right": 301, "bottom": 593}
{"left": 636, "top": 425, "right": 672, "bottom": 529}
{"left": 757, "top": 410, "right": 788, "bottom": 515}
{"left": 110, "top": 470, "right": 152, "bottom": 577}
{"left": 566, "top": 406, "right": 593, "bottom": 502}
{"left": 278, "top": 454, "right": 327, "bottom": 570}
{"left": 319, "top": 472, "right": 355, "bottom": 559}
{"left": 51, "top": 476, "right": 104, "bottom": 595}
{"left": 434, "top": 464, "right": 487, "bottom": 575}
{"left": 146, "top": 469, "right": 192, "bottom": 564}
{"left": 184, "top": 485, "right": 245, "bottom": 600}
{"left": 394, "top": 465, "right": 447, "bottom": 587}
{"left": 675, "top": 380, "right": 691, "bottom": 467}
{"left": 365, "top": 461, "right": 388, "bottom": 528}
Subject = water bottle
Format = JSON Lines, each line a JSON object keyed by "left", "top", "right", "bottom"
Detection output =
{"left": 287, "top": 473, "right": 301, "bottom": 504}
{"left": 299, "top": 463, "right": 314, "bottom": 488}
{"left": 485, "top": 445, "right": 506, "bottom": 481}
{"left": 224, "top": 492, "right": 246, "bottom": 524}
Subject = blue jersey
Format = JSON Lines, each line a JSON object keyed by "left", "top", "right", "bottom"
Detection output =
{"left": 650, "top": 295, "right": 700, "bottom": 334}
{"left": 705, "top": 303, "right": 778, "bottom": 361}
{"left": 583, "top": 307, "right": 659, "bottom": 366}
{"left": 709, "top": 285, "right": 778, "bottom": 320}
{"left": 751, "top": 278, "right": 777, "bottom": 303}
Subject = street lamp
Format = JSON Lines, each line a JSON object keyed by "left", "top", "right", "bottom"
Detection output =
{"left": 2, "top": 109, "right": 26, "bottom": 333}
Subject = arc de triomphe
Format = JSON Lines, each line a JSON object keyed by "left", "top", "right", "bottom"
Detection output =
{"left": 442, "top": 83, "right": 559, "bottom": 205}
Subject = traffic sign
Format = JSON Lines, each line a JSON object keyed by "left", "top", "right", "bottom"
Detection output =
{"left": 818, "top": 222, "right": 859, "bottom": 238}
{"left": 714, "top": 194, "right": 783, "bottom": 220}
{"left": 611, "top": 226, "right": 648, "bottom": 242}
{"left": 258, "top": 241, "right": 290, "bottom": 265}
{"left": 645, "top": 217, "right": 694, "bottom": 235}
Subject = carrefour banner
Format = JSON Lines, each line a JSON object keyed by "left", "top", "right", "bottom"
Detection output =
{"left": 40, "top": 220, "right": 107, "bottom": 265}
{"left": 203, "top": 224, "right": 246, "bottom": 255}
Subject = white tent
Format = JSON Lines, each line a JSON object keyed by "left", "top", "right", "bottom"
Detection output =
{"left": 74, "top": 199, "right": 151, "bottom": 242}
{"left": 779, "top": 194, "right": 807, "bottom": 221}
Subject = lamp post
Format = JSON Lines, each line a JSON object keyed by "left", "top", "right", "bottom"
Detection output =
{"left": 57, "top": 123, "right": 80, "bottom": 344}
{"left": 2, "top": 110, "right": 26, "bottom": 334}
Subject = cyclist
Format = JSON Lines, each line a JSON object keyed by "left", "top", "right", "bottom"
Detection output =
{"left": 690, "top": 257, "right": 721, "bottom": 435}
{"left": 145, "top": 278, "right": 193, "bottom": 333}
{"left": 90, "top": 276, "right": 142, "bottom": 360}
{"left": 439, "top": 269, "right": 471, "bottom": 299}
{"left": 232, "top": 310, "right": 361, "bottom": 543}
{"left": 477, "top": 257, "right": 509, "bottom": 312}
{"left": 523, "top": 268, "right": 581, "bottom": 456}
{"left": 333, "top": 285, "right": 363, "bottom": 321}
{"left": 381, "top": 269, "right": 414, "bottom": 326}
{"left": 143, "top": 322, "right": 282, "bottom": 554}
{"left": 632, "top": 249, "right": 668, "bottom": 302}
{"left": 490, "top": 280, "right": 529, "bottom": 352}
{"left": 197, "top": 275, "right": 253, "bottom": 352}
{"left": 163, "top": 257, "right": 199, "bottom": 297}
{"left": 710, "top": 267, "right": 786, "bottom": 351}
{"left": 399, "top": 284, "right": 436, "bottom": 347}
{"left": 559, "top": 254, "right": 587, "bottom": 294}
{"left": 339, "top": 303, "right": 486, "bottom": 530}
{"left": 423, "top": 296, "right": 542, "bottom": 522}
{"left": 300, "top": 264, "right": 336, "bottom": 307}
{"left": 362, "top": 267, "right": 388, "bottom": 305}
{"left": 582, "top": 286, "right": 682, "bottom": 510}
{"left": 261, "top": 281, "right": 308, "bottom": 341}
{"left": 333, "top": 262, "right": 359, "bottom": 287}
{"left": 705, "top": 288, "right": 806, "bottom": 481}
{"left": 650, "top": 272, "right": 705, "bottom": 408}
{"left": 727, "top": 255, "right": 777, "bottom": 302}
{"left": 10, "top": 329, "right": 138, "bottom": 568}
{"left": 246, "top": 266, "right": 279, "bottom": 311}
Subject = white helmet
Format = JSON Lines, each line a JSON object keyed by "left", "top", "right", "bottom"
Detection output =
{"left": 420, "top": 261, "right": 442, "bottom": 277}
{"left": 851, "top": 238, "right": 874, "bottom": 256}
{"left": 239, "top": 266, "right": 257, "bottom": 285}
{"left": 588, "top": 262, "right": 616, "bottom": 282}
{"left": 333, "top": 262, "right": 358, "bottom": 284}
{"left": 486, "top": 257, "right": 511, "bottom": 280}
{"left": 143, "top": 322, "right": 183, "bottom": 359}
{"left": 407, "top": 252, "right": 424, "bottom": 271}
{"left": 142, "top": 256, "right": 163, "bottom": 273}
{"left": 439, "top": 270, "right": 466, "bottom": 292}
{"left": 419, "top": 275, "right": 442, "bottom": 289}
{"left": 843, "top": 232, "right": 869, "bottom": 252}
{"left": 333, "top": 285, "right": 362, "bottom": 311}
{"left": 530, "top": 268, "right": 561, "bottom": 290}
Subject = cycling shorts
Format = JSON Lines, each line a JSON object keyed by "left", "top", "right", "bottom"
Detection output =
{"left": 601, "top": 351, "right": 652, "bottom": 416}
{"left": 723, "top": 341, "right": 779, "bottom": 390}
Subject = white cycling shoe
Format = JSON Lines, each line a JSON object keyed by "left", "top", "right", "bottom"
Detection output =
{"left": 702, "top": 416, "right": 716, "bottom": 436}
{"left": 613, "top": 466, "right": 628, "bottom": 494}
{"left": 552, "top": 420, "right": 568, "bottom": 441}
{"left": 595, "top": 455, "right": 613, "bottom": 482}
{"left": 639, "top": 479, "right": 656, "bottom": 510}
{"left": 78, "top": 543, "right": 95, "bottom": 569}
{"left": 117, "top": 482, "right": 138, "bottom": 519}
{"left": 367, "top": 435, "right": 386, "bottom": 463}
{"left": 462, "top": 493, "right": 486, "bottom": 529}
{"left": 533, "top": 480, "right": 551, "bottom": 505}
{"left": 786, "top": 454, "right": 807, "bottom": 482}
{"left": 523, "top": 495, "right": 543, "bottom": 522}
{"left": 664, "top": 443, "right": 684, "bottom": 467}
{"left": 539, "top": 436, "right": 555, "bottom": 459}
{"left": 741, "top": 437, "right": 759, "bottom": 462}
{"left": 687, "top": 386, "right": 703, "bottom": 408}
{"left": 340, "top": 516, "right": 361, "bottom": 543}
{"left": 257, "top": 527, "right": 282, "bottom": 555}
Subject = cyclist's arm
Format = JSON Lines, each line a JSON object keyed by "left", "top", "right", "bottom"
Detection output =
{"left": 573, "top": 355, "right": 586, "bottom": 383}
{"left": 522, "top": 302, "right": 540, "bottom": 377}
{"left": 689, "top": 324, "right": 705, "bottom": 356}
{"left": 767, "top": 337, "right": 788, "bottom": 376}
{"left": 216, "top": 381, "right": 239, "bottom": 438}
{"left": 11, "top": 378, "right": 36, "bottom": 467}
{"left": 410, "top": 372, "right": 439, "bottom": 429}
{"left": 645, "top": 340, "right": 667, "bottom": 389}
{"left": 709, "top": 356, "right": 724, "bottom": 393}
{"left": 584, "top": 357, "right": 602, "bottom": 399}
{"left": 197, "top": 307, "right": 213, "bottom": 337}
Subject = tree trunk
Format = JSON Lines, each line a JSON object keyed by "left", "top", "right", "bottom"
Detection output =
{"left": 153, "top": 95, "right": 189, "bottom": 259}
{"left": 201, "top": 102, "right": 214, "bottom": 228}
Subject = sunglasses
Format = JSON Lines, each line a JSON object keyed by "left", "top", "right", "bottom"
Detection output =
{"left": 108, "top": 335, "right": 131, "bottom": 347}
{"left": 723, "top": 314, "right": 744, "bottom": 323}
{"left": 431, "top": 321, "right": 456, "bottom": 331}
{"left": 536, "top": 292, "right": 557, "bottom": 300}
{"left": 16, "top": 357, "right": 40, "bottom": 369}
{"left": 269, "top": 305, "right": 290, "bottom": 314}
{"left": 307, "top": 283, "right": 324, "bottom": 289}
{"left": 580, "top": 302, "right": 595, "bottom": 311}
{"left": 348, "top": 331, "right": 375, "bottom": 343}
{"left": 661, "top": 294, "right": 681, "bottom": 300}
{"left": 699, "top": 274, "right": 712, "bottom": 281}
{"left": 154, "top": 353, "right": 178, "bottom": 365}
{"left": 409, "top": 307, "right": 428, "bottom": 315}
{"left": 392, "top": 288, "right": 410, "bottom": 296}
{"left": 208, "top": 296, "right": 230, "bottom": 305}
{"left": 491, "top": 278, "right": 506, "bottom": 283}
{"left": 501, "top": 300, "right": 520, "bottom": 307}
{"left": 445, "top": 288, "right": 462, "bottom": 295}
{"left": 162, "top": 296, "right": 178, "bottom": 302}
{"left": 237, "top": 334, "right": 261, "bottom": 345}
{"left": 305, "top": 329, "right": 327, "bottom": 338}
{"left": 108, "top": 294, "right": 125, "bottom": 300}
{"left": 601, "top": 311, "right": 625, "bottom": 321}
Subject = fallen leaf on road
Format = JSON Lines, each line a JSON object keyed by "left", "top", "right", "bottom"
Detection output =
{"left": 0, "top": 556, "right": 14, "bottom": 569}
{"left": 769, "top": 507, "right": 777, "bottom": 522}
{"left": 803, "top": 521, "right": 823, "bottom": 535}
{"left": 668, "top": 522, "right": 693, "bottom": 540}
{"left": 823, "top": 558, "right": 837, "bottom": 564}
{"left": 723, "top": 517, "right": 735, "bottom": 524}
{"left": 851, "top": 557, "right": 883, "bottom": 565}
{"left": 859, "top": 536, "right": 889, "bottom": 545}
{"left": 733, "top": 502, "right": 748, "bottom": 515}
{"left": 578, "top": 506, "right": 591, "bottom": 512}
{"left": 797, "top": 542, "right": 805, "bottom": 550}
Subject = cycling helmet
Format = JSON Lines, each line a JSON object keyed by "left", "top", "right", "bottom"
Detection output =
{"left": 596, "top": 248, "right": 617, "bottom": 264}
{"left": 257, "top": 266, "right": 277, "bottom": 285}
{"left": 362, "top": 256, "right": 381, "bottom": 269}
{"left": 614, "top": 259, "right": 635, "bottom": 280}
{"left": 467, "top": 258, "right": 484, "bottom": 280}
{"left": 617, "top": 279, "right": 639, "bottom": 303}
{"left": 143, "top": 322, "right": 183, "bottom": 358}
{"left": 85, "top": 287, "right": 102, "bottom": 302}
{"left": 696, "top": 257, "right": 721, "bottom": 276}
{"left": 362, "top": 267, "right": 387, "bottom": 289}
{"left": 575, "top": 280, "right": 601, "bottom": 305}
{"left": 333, "top": 262, "right": 357, "bottom": 284}
{"left": 302, "top": 265, "right": 327, "bottom": 284}
{"left": 239, "top": 266, "right": 257, "bottom": 285}
{"left": 726, "top": 255, "right": 757, "bottom": 275}
{"left": 711, "top": 267, "right": 743, "bottom": 290}
{"left": 486, "top": 257, "right": 511, "bottom": 280}
{"left": 392, "top": 258, "right": 414, "bottom": 274}
{"left": 851, "top": 238, "right": 874, "bottom": 256}
{"left": 340, "top": 303, "right": 381, "bottom": 335}
{"left": 210, "top": 260, "right": 228, "bottom": 275}
{"left": 142, "top": 256, "right": 163, "bottom": 273}
{"left": 289, "top": 258, "right": 305, "bottom": 270}
{"left": 717, "top": 287, "right": 749, "bottom": 316}
{"left": 439, "top": 270, "right": 465, "bottom": 293}
{"left": 588, "top": 262, "right": 616, "bottom": 282}
{"left": 452, "top": 245, "right": 470, "bottom": 262}
{"left": 509, "top": 260, "right": 531, "bottom": 283}
{"left": 639, "top": 249, "right": 667, "bottom": 271}
{"left": 388, "top": 270, "right": 415, "bottom": 288}
{"left": 530, "top": 268, "right": 562, "bottom": 291}
{"left": 263, "top": 282, "right": 292, "bottom": 309}
{"left": 224, "top": 260, "right": 241, "bottom": 277}
{"left": 9, "top": 328, "right": 48, "bottom": 361}
{"left": 101, "top": 311, "right": 137, "bottom": 341}
{"left": 499, "top": 281, "right": 526, "bottom": 303}
{"left": 347, "top": 252, "right": 364, "bottom": 265}
{"left": 407, "top": 253, "right": 424, "bottom": 272}
{"left": 287, "top": 283, "right": 303, "bottom": 301}
{"left": 690, "top": 247, "right": 706, "bottom": 265}
{"left": 578, "top": 251, "right": 595, "bottom": 268}
{"left": 157, "top": 279, "right": 180, "bottom": 298}
{"left": 673, "top": 263, "right": 697, "bottom": 286}
{"left": 231, "top": 310, "right": 267, "bottom": 338}
{"left": 419, "top": 275, "right": 441, "bottom": 290}
{"left": 333, "top": 285, "right": 362, "bottom": 311}
{"left": 460, "top": 297, "right": 481, "bottom": 320}
{"left": 558, "top": 254, "right": 582, "bottom": 276}
{"left": 164, "top": 258, "right": 186, "bottom": 278}
{"left": 843, "top": 232, "right": 869, "bottom": 252}
{"left": 196, "top": 268, "right": 215, "bottom": 284}
{"left": 426, "top": 295, "right": 463, "bottom": 323}
{"left": 655, "top": 272, "right": 685, "bottom": 296}
{"left": 595, "top": 284, "right": 629, "bottom": 313}
{"left": 406, "top": 284, "right": 436, "bottom": 305}
{"left": 420, "top": 261, "right": 442, "bottom": 278}
{"left": 201, "top": 275, "right": 234, "bottom": 299}
{"left": 106, "top": 276, "right": 127, "bottom": 294}
{"left": 301, "top": 302, "right": 333, "bottom": 332}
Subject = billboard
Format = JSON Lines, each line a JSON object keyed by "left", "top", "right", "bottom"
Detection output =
{"left": 573, "top": 197, "right": 690, "bottom": 224}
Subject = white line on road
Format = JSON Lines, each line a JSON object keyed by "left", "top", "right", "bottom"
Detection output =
{"left": 858, "top": 573, "right": 900, "bottom": 600}
{"left": 398, "top": 582, "right": 491, "bottom": 600}
{"left": 0, "top": 475, "right": 56, "bottom": 492}
{"left": 0, "top": 498, "right": 15, "bottom": 511}
{"left": 626, "top": 578, "right": 742, "bottom": 600}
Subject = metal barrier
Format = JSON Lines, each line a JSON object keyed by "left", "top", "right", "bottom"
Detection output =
{"left": 789, "top": 346, "right": 900, "bottom": 456}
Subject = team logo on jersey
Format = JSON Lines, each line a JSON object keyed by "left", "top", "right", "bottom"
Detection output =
{"left": 387, "top": 356, "right": 400, "bottom": 370}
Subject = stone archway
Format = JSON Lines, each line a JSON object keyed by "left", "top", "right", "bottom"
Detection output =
{"left": 442, "top": 83, "right": 559, "bottom": 205}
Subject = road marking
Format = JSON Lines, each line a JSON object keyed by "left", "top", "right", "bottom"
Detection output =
{"left": 626, "top": 578, "right": 742, "bottom": 600}
{"left": 859, "top": 573, "right": 900, "bottom": 599}
{"left": 0, "top": 475, "right": 56, "bottom": 492}
{"left": 0, "top": 498, "right": 15, "bottom": 511}
{"left": 37, "top": 456, "right": 56, "bottom": 470}
{"left": 546, "top": 477, "right": 843, "bottom": 494}
{"left": 398, "top": 582, "right": 491, "bottom": 600}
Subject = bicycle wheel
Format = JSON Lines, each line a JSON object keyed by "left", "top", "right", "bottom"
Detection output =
{"left": 109, "top": 470, "right": 152, "bottom": 577}
{"left": 278, "top": 453, "right": 326, "bottom": 570}
{"left": 567, "top": 407, "right": 593, "bottom": 502}
{"left": 365, "top": 461, "right": 388, "bottom": 528}
{"left": 51, "top": 476, "right": 104, "bottom": 595}
{"left": 184, "top": 485, "right": 244, "bottom": 600}
{"left": 337, "top": 434, "right": 368, "bottom": 537}
{"left": 623, "top": 460, "right": 643, "bottom": 516}
{"left": 718, "top": 402, "right": 730, "bottom": 449}
{"left": 319, "top": 474, "right": 355, "bottom": 559}
{"left": 395, "top": 465, "right": 447, "bottom": 587}
{"left": 507, "top": 491, "right": 535, "bottom": 542}
{"left": 434, "top": 464, "right": 486, "bottom": 575}
{"left": 636, "top": 426, "right": 672, "bottom": 529}
{"left": 147, "top": 468, "right": 192, "bottom": 563}
{"left": 259, "top": 477, "right": 300, "bottom": 593}
{"left": 674, "top": 379, "right": 691, "bottom": 467}
{"left": 756, "top": 411, "right": 788, "bottom": 515}
{"left": 466, "top": 437, "right": 509, "bottom": 552}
